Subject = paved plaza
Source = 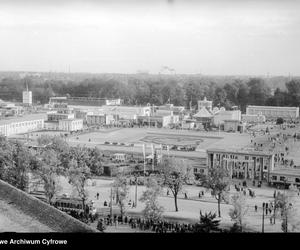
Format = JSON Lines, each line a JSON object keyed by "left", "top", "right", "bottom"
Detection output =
{"left": 56, "top": 177, "right": 300, "bottom": 232}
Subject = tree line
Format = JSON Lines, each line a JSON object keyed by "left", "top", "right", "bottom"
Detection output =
{"left": 0, "top": 76, "right": 300, "bottom": 112}
{"left": 0, "top": 135, "right": 104, "bottom": 219}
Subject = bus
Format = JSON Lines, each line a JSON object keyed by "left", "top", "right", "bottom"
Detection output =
{"left": 52, "top": 196, "right": 97, "bottom": 216}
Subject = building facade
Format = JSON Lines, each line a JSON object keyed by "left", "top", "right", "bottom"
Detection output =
{"left": 86, "top": 114, "right": 106, "bottom": 126}
{"left": 242, "top": 114, "right": 266, "bottom": 123}
{"left": 0, "top": 115, "right": 45, "bottom": 137}
{"left": 207, "top": 148, "right": 275, "bottom": 182}
{"left": 58, "top": 119, "right": 83, "bottom": 132}
{"left": 246, "top": 105, "right": 299, "bottom": 119}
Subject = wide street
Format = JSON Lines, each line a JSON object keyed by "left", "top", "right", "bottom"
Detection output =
{"left": 56, "top": 176, "right": 300, "bottom": 232}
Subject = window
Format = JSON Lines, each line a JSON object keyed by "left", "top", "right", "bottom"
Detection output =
{"left": 272, "top": 176, "right": 277, "bottom": 180}
{"left": 295, "top": 178, "right": 300, "bottom": 183}
{"left": 245, "top": 156, "right": 249, "bottom": 160}
{"left": 280, "top": 176, "right": 285, "bottom": 181}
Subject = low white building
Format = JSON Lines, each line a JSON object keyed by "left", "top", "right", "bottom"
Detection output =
{"left": 58, "top": 119, "right": 83, "bottom": 132}
{"left": 99, "top": 106, "right": 151, "bottom": 120}
{"left": 246, "top": 105, "right": 299, "bottom": 120}
{"left": 213, "top": 110, "right": 241, "bottom": 127}
{"left": 0, "top": 114, "right": 46, "bottom": 137}
{"left": 242, "top": 114, "right": 266, "bottom": 123}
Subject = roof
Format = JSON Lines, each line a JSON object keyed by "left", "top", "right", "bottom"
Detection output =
{"left": 193, "top": 107, "right": 212, "bottom": 118}
{"left": 270, "top": 168, "right": 300, "bottom": 176}
{"left": 207, "top": 148, "right": 274, "bottom": 157}
{"left": 247, "top": 105, "right": 299, "bottom": 110}
{"left": 0, "top": 113, "right": 46, "bottom": 126}
{"left": 224, "top": 119, "right": 240, "bottom": 122}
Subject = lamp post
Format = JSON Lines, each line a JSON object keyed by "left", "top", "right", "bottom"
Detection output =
{"left": 110, "top": 187, "right": 113, "bottom": 225}
{"left": 134, "top": 175, "right": 138, "bottom": 208}
{"left": 262, "top": 202, "right": 265, "bottom": 233}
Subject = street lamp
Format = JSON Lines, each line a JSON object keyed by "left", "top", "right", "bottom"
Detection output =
{"left": 262, "top": 202, "right": 265, "bottom": 233}
{"left": 134, "top": 174, "right": 138, "bottom": 208}
{"left": 110, "top": 187, "right": 113, "bottom": 225}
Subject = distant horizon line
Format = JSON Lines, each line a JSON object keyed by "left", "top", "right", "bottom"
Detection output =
{"left": 0, "top": 70, "right": 299, "bottom": 78}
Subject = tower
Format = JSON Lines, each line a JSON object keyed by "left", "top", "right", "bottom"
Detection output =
{"left": 22, "top": 82, "right": 32, "bottom": 106}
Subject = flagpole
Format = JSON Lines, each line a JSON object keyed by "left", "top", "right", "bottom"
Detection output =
{"left": 143, "top": 144, "right": 146, "bottom": 176}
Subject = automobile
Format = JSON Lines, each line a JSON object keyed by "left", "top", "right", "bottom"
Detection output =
{"left": 227, "top": 129, "right": 235, "bottom": 133}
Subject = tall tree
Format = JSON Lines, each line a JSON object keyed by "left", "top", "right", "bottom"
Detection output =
{"left": 229, "top": 192, "right": 248, "bottom": 232}
{"left": 160, "top": 157, "right": 193, "bottom": 212}
{"left": 285, "top": 80, "right": 300, "bottom": 106}
{"left": 140, "top": 177, "right": 164, "bottom": 221}
{"left": 203, "top": 167, "right": 230, "bottom": 217}
{"left": 247, "top": 78, "right": 271, "bottom": 105}
{"left": 35, "top": 149, "right": 64, "bottom": 204}
{"left": 68, "top": 147, "right": 91, "bottom": 218}
{"left": 112, "top": 174, "right": 130, "bottom": 219}
{"left": 275, "top": 185, "right": 299, "bottom": 232}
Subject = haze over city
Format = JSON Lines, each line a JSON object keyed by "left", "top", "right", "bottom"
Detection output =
{"left": 0, "top": 0, "right": 299, "bottom": 75}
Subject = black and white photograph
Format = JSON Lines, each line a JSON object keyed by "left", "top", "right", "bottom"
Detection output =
{"left": 0, "top": 0, "right": 300, "bottom": 244}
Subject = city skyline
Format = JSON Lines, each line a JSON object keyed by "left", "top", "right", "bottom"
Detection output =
{"left": 0, "top": 0, "right": 299, "bottom": 75}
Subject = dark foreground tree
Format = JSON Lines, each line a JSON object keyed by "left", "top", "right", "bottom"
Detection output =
{"left": 193, "top": 211, "right": 221, "bottom": 233}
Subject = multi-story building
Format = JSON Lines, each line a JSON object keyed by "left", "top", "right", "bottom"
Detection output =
{"left": 44, "top": 105, "right": 83, "bottom": 132}
{"left": 246, "top": 105, "right": 299, "bottom": 120}
{"left": 207, "top": 148, "right": 275, "bottom": 182}
{"left": 0, "top": 114, "right": 45, "bottom": 137}
{"left": 86, "top": 114, "right": 106, "bottom": 126}
{"left": 58, "top": 119, "right": 83, "bottom": 132}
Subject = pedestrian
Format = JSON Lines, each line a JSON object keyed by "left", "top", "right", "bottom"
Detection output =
{"left": 184, "top": 193, "right": 188, "bottom": 199}
{"left": 96, "top": 193, "right": 99, "bottom": 200}
{"left": 198, "top": 192, "right": 201, "bottom": 198}
{"left": 255, "top": 205, "right": 258, "bottom": 212}
{"left": 167, "top": 190, "right": 169, "bottom": 196}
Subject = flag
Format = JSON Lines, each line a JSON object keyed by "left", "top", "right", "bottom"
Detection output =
{"left": 151, "top": 143, "right": 154, "bottom": 156}
{"left": 151, "top": 144, "right": 155, "bottom": 171}
{"left": 142, "top": 144, "right": 146, "bottom": 175}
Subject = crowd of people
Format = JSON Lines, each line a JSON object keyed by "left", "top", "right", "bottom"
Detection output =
{"left": 98, "top": 214, "right": 209, "bottom": 233}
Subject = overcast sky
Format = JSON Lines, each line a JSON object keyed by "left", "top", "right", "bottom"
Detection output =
{"left": 0, "top": 0, "right": 299, "bottom": 75}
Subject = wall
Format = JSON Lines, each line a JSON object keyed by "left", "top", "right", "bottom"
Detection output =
{"left": 0, "top": 180, "right": 97, "bottom": 233}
